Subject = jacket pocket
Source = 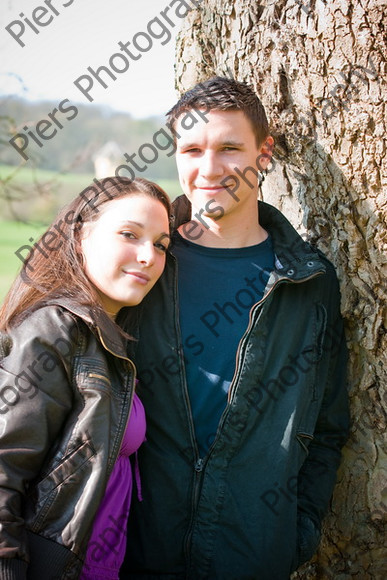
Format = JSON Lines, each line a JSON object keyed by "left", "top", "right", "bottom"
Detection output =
{"left": 296, "top": 432, "right": 314, "bottom": 455}
{"left": 75, "top": 358, "right": 112, "bottom": 394}
{"left": 311, "top": 302, "right": 327, "bottom": 401}
{"left": 37, "top": 437, "right": 96, "bottom": 494}
{"left": 28, "top": 436, "right": 96, "bottom": 528}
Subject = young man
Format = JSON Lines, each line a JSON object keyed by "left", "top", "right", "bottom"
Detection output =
{"left": 122, "top": 77, "right": 349, "bottom": 579}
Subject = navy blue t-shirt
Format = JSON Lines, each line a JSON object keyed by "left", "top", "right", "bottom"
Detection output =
{"left": 173, "top": 232, "right": 275, "bottom": 457}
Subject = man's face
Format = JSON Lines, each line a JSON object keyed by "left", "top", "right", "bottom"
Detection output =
{"left": 175, "top": 109, "right": 273, "bottom": 221}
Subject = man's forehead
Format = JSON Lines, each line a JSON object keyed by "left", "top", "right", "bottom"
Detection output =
{"left": 175, "top": 108, "right": 255, "bottom": 141}
{"left": 175, "top": 108, "right": 247, "bottom": 125}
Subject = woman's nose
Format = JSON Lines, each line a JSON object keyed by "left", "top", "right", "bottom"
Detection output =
{"left": 137, "top": 242, "right": 155, "bottom": 266}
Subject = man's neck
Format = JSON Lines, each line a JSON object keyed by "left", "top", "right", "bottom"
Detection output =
{"left": 178, "top": 205, "right": 268, "bottom": 249}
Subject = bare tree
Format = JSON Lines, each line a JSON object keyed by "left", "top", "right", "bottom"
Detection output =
{"left": 175, "top": 1, "right": 386, "bottom": 578}
{"left": 0, "top": 97, "right": 91, "bottom": 221}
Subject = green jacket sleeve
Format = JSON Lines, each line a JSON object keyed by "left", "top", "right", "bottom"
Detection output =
{"left": 296, "top": 263, "right": 350, "bottom": 565}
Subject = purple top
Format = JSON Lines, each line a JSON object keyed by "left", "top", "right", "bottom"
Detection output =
{"left": 80, "top": 393, "right": 146, "bottom": 579}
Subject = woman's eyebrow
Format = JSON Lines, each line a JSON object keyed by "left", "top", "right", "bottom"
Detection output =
{"left": 119, "top": 223, "right": 171, "bottom": 242}
{"left": 159, "top": 233, "right": 171, "bottom": 244}
{"left": 118, "top": 220, "right": 144, "bottom": 228}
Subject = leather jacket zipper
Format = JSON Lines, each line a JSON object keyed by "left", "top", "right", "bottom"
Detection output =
{"left": 88, "top": 373, "right": 111, "bottom": 384}
{"left": 96, "top": 328, "right": 136, "bottom": 478}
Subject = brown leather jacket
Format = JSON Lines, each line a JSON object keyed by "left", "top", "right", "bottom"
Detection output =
{"left": 0, "top": 299, "right": 135, "bottom": 579}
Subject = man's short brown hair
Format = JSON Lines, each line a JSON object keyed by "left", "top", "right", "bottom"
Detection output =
{"left": 166, "top": 76, "right": 269, "bottom": 147}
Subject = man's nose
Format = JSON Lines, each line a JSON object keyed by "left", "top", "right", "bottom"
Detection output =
{"left": 199, "top": 151, "right": 222, "bottom": 179}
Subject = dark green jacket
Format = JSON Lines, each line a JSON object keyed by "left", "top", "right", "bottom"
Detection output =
{"left": 123, "top": 198, "right": 349, "bottom": 580}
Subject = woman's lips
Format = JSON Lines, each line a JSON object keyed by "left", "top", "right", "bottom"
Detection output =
{"left": 123, "top": 270, "right": 150, "bottom": 284}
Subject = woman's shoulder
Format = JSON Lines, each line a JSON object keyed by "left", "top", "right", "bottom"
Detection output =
{"left": 4, "top": 304, "right": 88, "bottom": 356}
{"left": 20, "top": 303, "right": 80, "bottom": 331}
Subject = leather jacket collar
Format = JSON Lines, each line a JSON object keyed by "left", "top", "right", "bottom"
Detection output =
{"left": 45, "top": 297, "right": 131, "bottom": 360}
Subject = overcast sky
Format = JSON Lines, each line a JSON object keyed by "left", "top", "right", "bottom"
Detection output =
{"left": 0, "top": 0, "right": 183, "bottom": 118}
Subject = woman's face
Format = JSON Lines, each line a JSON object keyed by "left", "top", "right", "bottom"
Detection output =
{"left": 80, "top": 193, "right": 170, "bottom": 317}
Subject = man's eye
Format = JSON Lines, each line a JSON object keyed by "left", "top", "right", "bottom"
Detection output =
{"left": 184, "top": 147, "right": 200, "bottom": 153}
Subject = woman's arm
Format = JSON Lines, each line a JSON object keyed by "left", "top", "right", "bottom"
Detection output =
{"left": 0, "top": 307, "right": 79, "bottom": 579}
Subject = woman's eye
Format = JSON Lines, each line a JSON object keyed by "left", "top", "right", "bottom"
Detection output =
{"left": 155, "top": 242, "right": 168, "bottom": 253}
{"left": 121, "top": 231, "right": 136, "bottom": 239}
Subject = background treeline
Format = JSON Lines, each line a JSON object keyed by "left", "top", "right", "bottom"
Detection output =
{"left": 0, "top": 96, "right": 178, "bottom": 180}
{"left": 0, "top": 97, "right": 181, "bottom": 300}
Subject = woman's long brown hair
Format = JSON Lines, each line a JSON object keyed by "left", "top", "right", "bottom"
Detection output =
{"left": 0, "top": 176, "right": 171, "bottom": 331}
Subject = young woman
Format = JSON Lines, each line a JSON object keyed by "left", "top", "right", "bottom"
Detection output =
{"left": 0, "top": 176, "right": 171, "bottom": 580}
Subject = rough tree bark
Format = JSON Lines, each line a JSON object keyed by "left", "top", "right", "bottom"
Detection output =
{"left": 175, "top": 1, "right": 386, "bottom": 578}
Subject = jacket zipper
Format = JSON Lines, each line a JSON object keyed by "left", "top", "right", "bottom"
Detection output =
{"left": 172, "top": 255, "right": 203, "bottom": 568}
{"left": 172, "top": 262, "right": 200, "bottom": 460}
{"left": 88, "top": 372, "right": 111, "bottom": 384}
{"left": 228, "top": 271, "right": 324, "bottom": 404}
{"left": 179, "top": 260, "right": 324, "bottom": 569}
{"left": 184, "top": 457, "right": 205, "bottom": 573}
{"left": 202, "top": 270, "right": 325, "bottom": 463}
{"left": 96, "top": 328, "right": 136, "bottom": 478}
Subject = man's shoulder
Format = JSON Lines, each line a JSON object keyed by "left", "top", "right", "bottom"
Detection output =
{"left": 172, "top": 194, "right": 191, "bottom": 229}
{"left": 313, "top": 249, "right": 342, "bottom": 300}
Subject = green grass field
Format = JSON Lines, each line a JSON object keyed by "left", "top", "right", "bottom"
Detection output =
{"left": 0, "top": 165, "right": 181, "bottom": 303}
{"left": 0, "top": 164, "right": 182, "bottom": 199}
{"left": 0, "top": 164, "right": 94, "bottom": 186}
{"left": 0, "top": 221, "right": 46, "bottom": 302}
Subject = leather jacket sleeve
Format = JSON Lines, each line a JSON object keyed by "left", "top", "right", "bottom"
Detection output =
{"left": 296, "top": 261, "right": 350, "bottom": 563}
{"left": 0, "top": 307, "right": 79, "bottom": 578}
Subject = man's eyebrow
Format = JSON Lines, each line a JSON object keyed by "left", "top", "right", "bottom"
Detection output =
{"left": 176, "top": 142, "right": 198, "bottom": 149}
{"left": 177, "top": 139, "right": 245, "bottom": 148}
{"left": 221, "top": 140, "right": 245, "bottom": 147}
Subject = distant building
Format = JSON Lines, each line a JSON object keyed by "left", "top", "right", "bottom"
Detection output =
{"left": 93, "top": 141, "right": 122, "bottom": 178}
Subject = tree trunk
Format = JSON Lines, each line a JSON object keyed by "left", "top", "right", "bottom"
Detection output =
{"left": 175, "top": 1, "right": 386, "bottom": 577}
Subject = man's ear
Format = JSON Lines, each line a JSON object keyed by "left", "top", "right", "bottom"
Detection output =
{"left": 258, "top": 136, "right": 274, "bottom": 171}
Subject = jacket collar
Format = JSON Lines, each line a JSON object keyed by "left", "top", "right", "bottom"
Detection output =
{"left": 45, "top": 297, "right": 131, "bottom": 360}
{"left": 171, "top": 195, "right": 326, "bottom": 281}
